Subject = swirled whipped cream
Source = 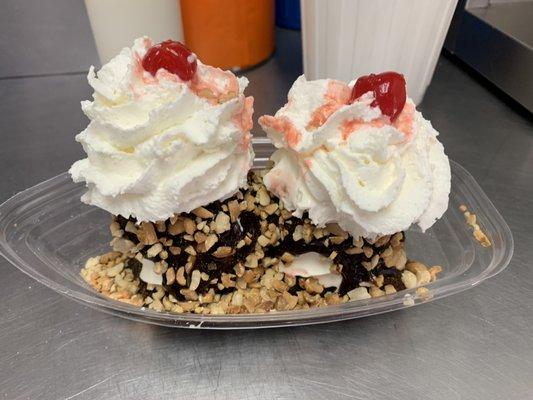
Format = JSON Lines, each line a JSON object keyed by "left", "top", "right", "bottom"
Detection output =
{"left": 259, "top": 75, "right": 450, "bottom": 238}
{"left": 70, "top": 37, "right": 254, "bottom": 222}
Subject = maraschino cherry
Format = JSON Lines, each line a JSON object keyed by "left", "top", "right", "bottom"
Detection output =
{"left": 142, "top": 40, "right": 197, "bottom": 81}
{"left": 349, "top": 72, "right": 406, "bottom": 121}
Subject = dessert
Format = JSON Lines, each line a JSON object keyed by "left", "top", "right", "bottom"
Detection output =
{"left": 81, "top": 170, "right": 442, "bottom": 313}
{"left": 259, "top": 72, "right": 451, "bottom": 239}
{"left": 72, "top": 40, "right": 449, "bottom": 315}
{"left": 70, "top": 37, "right": 254, "bottom": 222}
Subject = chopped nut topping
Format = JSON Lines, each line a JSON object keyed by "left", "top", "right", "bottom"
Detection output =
{"left": 212, "top": 246, "right": 234, "bottom": 258}
{"left": 194, "top": 231, "right": 207, "bottom": 243}
{"left": 221, "top": 273, "right": 236, "bottom": 288}
{"left": 257, "top": 187, "right": 271, "bottom": 206}
{"left": 180, "top": 289, "right": 199, "bottom": 301}
{"left": 390, "top": 232, "right": 403, "bottom": 247}
{"left": 169, "top": 246, "right": 181, "bottom": 255}
{"left": 429, "top": 265, "right": 443, "bottom": 282}
{"left": 313, "top": 228, "right": 325, "bottom": 239}
{"left": 345, "top": 247, "right": 363, "bottom": 255}
{"left": 112, "top": 238, "right": 135, "bottom": 254}
{"left": 214, "top": 212, "right": 231, "bottom": 234}
{"left": 384, "top": 247, "right": 407, "bottom": 270}
{"left": 110, "top": 221, "right": 123, "bottom": 238}
{"left": 82, "top": 171, "right": 442, "bottom": 315}
{"left": 192, "top": 207, "right": 214, "bottom": 219}
{"left": 176, "top": 267, "right": 186, "bottom": 286}
{"left": 304, "top": 278, "right": 324, "bottom": 294}
{"left": 278, "top": 291, "right": 298, "bottom": 310}
{"left": 281, "top": 252, "right": 294, "bottom": 263}
{"left": 189, "top": 270, "right": 201, "bottom": 291}
{"left": 165, "top": 268, "right": 176, "bottom": 285}
{"left": 325, "top": 223, "right": 347, "bottom": 237}
{"left": 401, "top": 270, "right": 417, "bottom": 289}
{"left": 137, "top": 222, "right": 158, "bottom": 245}
{"left": 347, "top": 287, "right": 371, "bottom": 301}
{"left": 227, "top": 200, "right": 241, "bottom": 222}
{"left": 374, "top": 235, "right": 391, "bottom": 247}
{"left": 363, "top": 246, "right": 373, "bottom": 258}
{"left": 146, "top": 243, "right": 163, "bottom": 258}
{"left": 245, "top": 254, "right": 258, "bottom": 269}
{"left": 369, "top": 286, "right": 385, "bottom": 298}
{"left": 106, "top": 262, "right": 124, "bottom": 277}
{"left": 474, "top": 229, "right": 491, "bottom": 247}
{"left": 234, "top": 263, "right": 245, "bottom": 278}
{"left": 204, "top": 234, "right": 218, "bottom": 251}
{"left": 264, "top": 203, "right": 278, "bottom": 215}
{"left": 271, "top": 279, "right": 288, "bottom": 292}
{"left": 416, "top": 287, "right": 431, "bottom": 300}
{"left": 185, "top": 245, "right": 197, "bottom": 256}
{"left": 155, "top": 221, "right": 166, "bottom": 233}
{"left": 406, "top": 261, "right": 431, "bottom": 285}
{"left": 370, "top": 254, "right": 380, "bottom": 268}
{"left": 353, "top": 236, "right": 364, "bottom": 248}
{"left": 125, "top": 221, "right": 137, "bottom": 234}
{"left": 196, "top": 220, "right": 206, "bottom": 230}
{"left": 384, "top": 284, "right": 396, "bottom": 295}
{"left": 168, "top": 218, "right": 185, "bottom": 235}
{"left": 460, "top": 206, "right": 492, "bottom": 247}
{"left": 181, "top": 218, "right": 195, "bottom": 235}
{"left": 292, "top": 225, "right": 303, "bottom": 241}
{"left": 329, "top": 236, "right": 346, "bottom": 245}
{"left": 153, "top": 261, "right": 167, "bottom": 275}
{"left": 257, "top": 235, "right": 270, "bottom": 247}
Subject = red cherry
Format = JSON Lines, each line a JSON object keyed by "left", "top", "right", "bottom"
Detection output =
{"left": 142, "top": 40, "right": 197, "bottom": 81}
{"left": 350, "top": 72, "right": 406, "bottom": 121}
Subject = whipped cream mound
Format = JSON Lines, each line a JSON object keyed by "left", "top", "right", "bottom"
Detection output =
{"left": 259, "top": 75, "right": 451, "bottom": 239}
{"left": 70, "top": 37, "right": 254, "bottom": 222}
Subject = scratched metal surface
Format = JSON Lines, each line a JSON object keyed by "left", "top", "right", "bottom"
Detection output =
{"left": 1, "top": 1, "right": 532, "bottom": 399}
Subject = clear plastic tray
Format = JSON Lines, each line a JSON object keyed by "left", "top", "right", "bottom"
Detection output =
{"left": 0, "top": 138, "right": 513, "bottom": 329}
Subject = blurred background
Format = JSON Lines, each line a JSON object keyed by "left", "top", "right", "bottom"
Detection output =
{"left": 2, "top": 0, "right": 532, "bottom": 109}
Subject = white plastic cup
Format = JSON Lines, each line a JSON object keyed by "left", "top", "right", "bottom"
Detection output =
{"left": 84, "top": 0, "right": 184, "bottom": 65}
{"left": 300, "top": 0, "right": 458, "bottom": 104}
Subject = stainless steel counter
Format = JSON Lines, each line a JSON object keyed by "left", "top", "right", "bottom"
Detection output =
{"left": 1, "top": 1, "right": 532, "bottom": 399}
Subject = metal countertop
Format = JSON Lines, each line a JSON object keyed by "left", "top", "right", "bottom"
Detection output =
{"left": 1, "top": 1, "right": 532, "bottom": 399}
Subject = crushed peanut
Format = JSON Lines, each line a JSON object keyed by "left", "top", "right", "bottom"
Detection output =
{"left": 81, "top": 172, "right": 442, "bottom": 315}
{"left": 460, "top": 204, "right": 491, "bottom": 247}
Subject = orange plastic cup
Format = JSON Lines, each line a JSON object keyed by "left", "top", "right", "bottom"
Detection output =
{"left": 180, "top": 0, "right": 275, "bottom": 70}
